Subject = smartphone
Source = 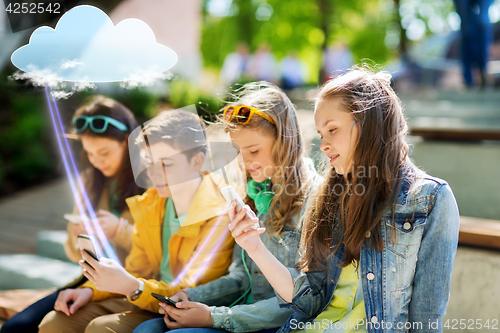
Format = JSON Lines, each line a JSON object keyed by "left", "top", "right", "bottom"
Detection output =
{"left": 220, "top": 185, "right": 259, "bottom": 229}
{"left": 151, "top": 292, "right": 177, "bottom": 307}
{"left": 77, "top": 234, "right": 99, "bottom": 262}
{"left": 64, "top": 213, "right": 87, "bottom": 224}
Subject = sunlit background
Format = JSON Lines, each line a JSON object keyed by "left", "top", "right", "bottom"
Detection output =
{"left": 0, "top": 0, "right": 499, "bottom": 329}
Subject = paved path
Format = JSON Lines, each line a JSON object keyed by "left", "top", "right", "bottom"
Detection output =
{"left": 0, "top": 178, "right": 73, "bottom": 254}
{"left": 296, "top": 109, "right": 318, "bottom": 155}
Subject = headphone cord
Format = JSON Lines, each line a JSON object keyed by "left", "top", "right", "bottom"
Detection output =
{"left": 229, "top": 247, "right": 252, "bottom": 307}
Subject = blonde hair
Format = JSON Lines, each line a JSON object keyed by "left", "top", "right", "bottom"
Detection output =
{"left": 221, "top": 81, "right": 313, "bottom": 235}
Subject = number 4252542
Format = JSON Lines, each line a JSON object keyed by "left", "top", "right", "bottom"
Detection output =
{"left": 5, "top": 3, "right": 61, "bottom": 14}
{"left": 444, "top": 319, "right": 498, "bottom": 330}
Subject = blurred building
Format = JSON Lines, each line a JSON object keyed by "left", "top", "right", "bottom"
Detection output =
{"left": 110, "top": 0, "right": 202, "bottom": 82}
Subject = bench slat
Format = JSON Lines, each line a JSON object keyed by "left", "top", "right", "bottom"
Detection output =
{"left": 411, "top": 128, "right": 500, "bottom": 141}
{"left": 0, "top": 289, "right": 56, "bottom": 320}
{"left": 459, "top": 216, "right": 500, "bottom": 250}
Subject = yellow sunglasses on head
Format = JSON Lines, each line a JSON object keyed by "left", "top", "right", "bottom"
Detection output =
{"left": 223, "top": 105, "right": 276, "bottom": 125}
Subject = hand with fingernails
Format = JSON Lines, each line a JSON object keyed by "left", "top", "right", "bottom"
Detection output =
{"left": 170, "top": 290, "right": 190, "bottom": 303}
{"left": 79, "top": 249, "right": 140, "bottom": 296}
{"left": 158, "top": 300, "right": 212, "bottom": 328}
{"left": 227, "top": 202, "right": 295, "bottom": 303}
{"left": 93, "top": 209, "right": 122, "bottom": 239}
{"left": 227, "top": 201, "right": 266, "bottom": 254}
{"left": 53, "top": 288, "right": 93, "bottom": 316}
{"left": 70, "top": 209, "right": 121, "bottom": 240}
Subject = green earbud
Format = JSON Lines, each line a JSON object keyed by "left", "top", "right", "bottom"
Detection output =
{"left": 246, "top": 178, "right": 276, "bottom": 215}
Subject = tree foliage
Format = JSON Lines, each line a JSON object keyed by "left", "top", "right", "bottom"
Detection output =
{"left": 200, "top": 0, "right": 396, "bottom": 83}
{"left": 200, "top": 0, "right": 462, "bottom": 83}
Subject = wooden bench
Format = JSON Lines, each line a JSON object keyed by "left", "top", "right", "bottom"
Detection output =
{"left": 411, "top": 128, "right": 500, "bottom": 141}
{"left": 409, "top": 117, "right": 500, "bottom": 141}
{"left": 0, "top": 289, "right": 55, "bottom": 320}
{"left": 459, "top": 216, "right": 500, "bottom": 250}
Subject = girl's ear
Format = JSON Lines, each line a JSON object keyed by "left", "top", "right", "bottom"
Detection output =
{"left": 120, "top": 134, "right": 129, "bottom": 149}
{"left": 191, "top": 151, "right": 205, "bottom": 172}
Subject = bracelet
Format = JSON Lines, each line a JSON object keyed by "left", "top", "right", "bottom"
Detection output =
{"left": 180, "top": 289, "right": 191, "bottom": 301}
{"left": 112, "top": 217, "right": 126, "bottom": 239}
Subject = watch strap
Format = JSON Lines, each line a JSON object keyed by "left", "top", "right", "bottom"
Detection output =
{"left": 128, "top": 279, "right": 144, "bottom": 301}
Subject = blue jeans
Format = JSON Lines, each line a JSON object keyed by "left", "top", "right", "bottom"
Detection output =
{"left": 454, "top": 0, "right": 493, "bottom": 86}
{"left": 0, "top": 290, "right": 59, "bottom": 333}
{"left": 134, "top": 318, "right": 167, "bottom": 333}
{"left": 133, "top": 318, "right": 280, "bottom": 333}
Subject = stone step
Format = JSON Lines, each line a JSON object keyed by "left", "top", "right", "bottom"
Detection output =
{"left": 36, "top": 230, "right": 71, "bottom": 262}
{"left": 0, "top": 254, "right": 81, "bottom": 290}
{"left": 0, "top": 178, "right": 73, "bottom": 256}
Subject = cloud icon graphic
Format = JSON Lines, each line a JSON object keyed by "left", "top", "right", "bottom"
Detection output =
{"left": 11, "top": 5, "right": 178, "bottom": 82}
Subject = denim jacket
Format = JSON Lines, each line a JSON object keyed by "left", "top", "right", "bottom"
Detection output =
{"left": 186, "top": 221, "right": 301, "bottom": 332}
{"left": 276, "top": 168, "right": 460, "bottom": 333}
{"left": 186, "top": 166, "right": 322, "bottom": 332}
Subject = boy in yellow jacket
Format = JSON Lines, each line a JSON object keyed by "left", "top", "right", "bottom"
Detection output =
{"left": 39, "top": 110, "right": 235, "bottom": 333}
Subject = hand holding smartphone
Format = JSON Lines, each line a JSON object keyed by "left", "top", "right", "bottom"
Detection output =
{"left": 64, "top": 213, "right": 88, "bottom": 224}
{"left": 151, "top": 292, "right": 177, "bottom": 307}
{"left": 77, "top": 234, "right": 99, "bottom": 263}
{"left": 221, "top": 185, "right": 259, "bottom": 229}
{"left": 152, "top": 292, "right": 178, "bottom": 321}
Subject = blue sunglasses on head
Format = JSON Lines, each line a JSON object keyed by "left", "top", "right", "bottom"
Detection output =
{"left": 73, "top": 115, "right": 128, "bottom": 133}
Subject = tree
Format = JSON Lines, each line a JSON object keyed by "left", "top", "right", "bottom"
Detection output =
{"left": 200, "top": 0, "right": 395, "bottom": 83}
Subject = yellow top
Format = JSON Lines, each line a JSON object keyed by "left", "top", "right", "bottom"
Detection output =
{"left": 297, "top": 262, "right": 367, "bottom": 333}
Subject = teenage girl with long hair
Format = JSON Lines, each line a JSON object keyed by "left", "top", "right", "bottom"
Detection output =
{"left": 228, "top": 68, "right": 459, "bottom": 333}
{"left": 0, "top": 96, "right": 142, "bottom": 333}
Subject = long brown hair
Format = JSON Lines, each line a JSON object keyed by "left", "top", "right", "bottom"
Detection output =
{"left": 298, "top": 67, "right": 412, "bottom": 271}
{"left": 222, "top": 82, "right": 313, "bottom": 235}
{"left": 71, "top": 95, "right": 141, "bottom": 213}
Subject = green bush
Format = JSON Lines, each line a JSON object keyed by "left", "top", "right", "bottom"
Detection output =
{"left": 118, "top": 87, "right": 160, "bottom": 123}
{"left": 0, "top": 91, "right": 58, "bottom": 193}
{"left": 0, "top": 156, "right": 4, "bottom": 185}
{"left": 168, "top": 79, "right": 223, "bottom": 121}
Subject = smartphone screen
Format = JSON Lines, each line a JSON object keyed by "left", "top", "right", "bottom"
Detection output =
{"left": 221, "top": 186, "right": 257, "bottom": 220}
{"left": 151, "top": 292, "right": 177, "bottom": 307}
{"left": 77, "top": 234, "right": 99, "bottom": 261}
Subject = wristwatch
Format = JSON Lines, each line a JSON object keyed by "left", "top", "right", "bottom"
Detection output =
{"left": 128, "top": 279, "right": 145, "bottom": 301}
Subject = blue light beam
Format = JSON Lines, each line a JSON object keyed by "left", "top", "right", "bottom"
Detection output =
{"left": 44, "top": 84, "right": 120, "bottom": 264}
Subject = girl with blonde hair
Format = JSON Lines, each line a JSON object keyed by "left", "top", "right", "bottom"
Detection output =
{"left": 134, "top": 82, "right": 321, "bottom": 333}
